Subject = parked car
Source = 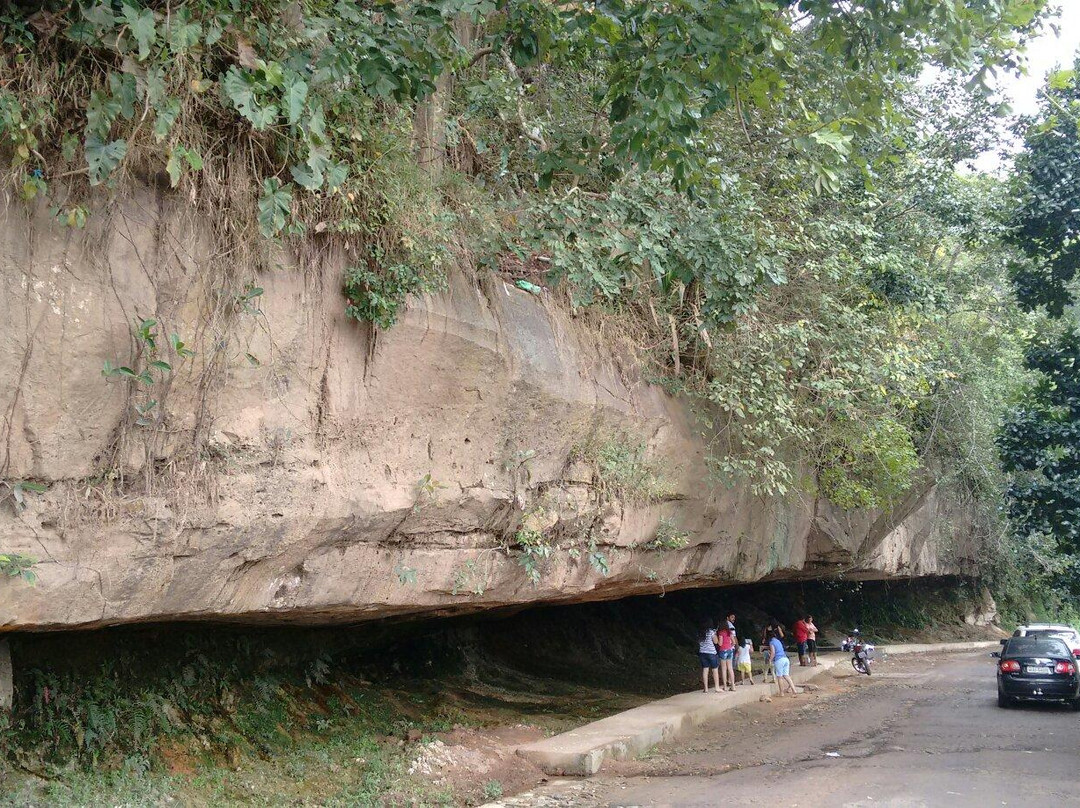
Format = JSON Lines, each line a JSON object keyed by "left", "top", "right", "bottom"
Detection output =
{"left": 1010, "top": 624, "right": 1080, "bottom": 659}
{"left": 993, "top": 636, "right": 1080, "bottom": 709}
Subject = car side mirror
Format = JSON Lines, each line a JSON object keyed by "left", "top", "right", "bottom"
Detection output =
{"left": 1073, "top": 650, "right": 1080, "bottom": 658}
{"left": 999, "top": 639, "right": 1007, "bottom": 645}
{"left": 990, "top": 651, "right": 1000, "bottom": 658}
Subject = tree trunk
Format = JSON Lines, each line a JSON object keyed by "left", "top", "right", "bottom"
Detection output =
{"left": 413, "top": 19, "right": 477, "bottom": 176}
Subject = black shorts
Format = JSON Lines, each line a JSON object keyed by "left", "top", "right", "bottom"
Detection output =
{"left": 807, "top": 639, "right": 817, "bottom": 653}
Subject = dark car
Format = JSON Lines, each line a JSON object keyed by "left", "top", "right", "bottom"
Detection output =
{"left": 994, "top": 636, "right": 1080, "bottom": 709}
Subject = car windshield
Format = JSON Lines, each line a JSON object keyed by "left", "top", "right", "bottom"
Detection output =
{"left": 1006, "top": 637, "right": 1070, "bottom": 657}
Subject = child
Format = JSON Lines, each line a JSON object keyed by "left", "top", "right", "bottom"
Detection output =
{"left": 736, "top": 638, "right": 754, "bottom": 685}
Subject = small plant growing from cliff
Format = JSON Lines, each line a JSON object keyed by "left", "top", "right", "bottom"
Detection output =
{"left": 413, "top": 473, "right": 445, "bottom": 512}
{"left": 644, "top": 518, "right": 690, "bottom": 552}
{"left": 586, "top": 540, "right": 610, "bottom": 575}
{"left": 572, "top": 434, "right": 672, "bottom": 504}
{"left": 394, "top": 563, "right": 417, "bottom": 585}
{"left": 0, "top": 552, "right": 38, "bottom": 584}
{"left": 451, "top": 559, "right": 487, "bottom": 596}
{"left": 344, "top": 246, "right": 449, "bottom": 330}
{"left": 502, "top": 448, "right": 537, "bottom": 473}
{"left": 568, "top": 537, "right": 611, "bottom": 576}
{"left": 1, "top": 479, "right": 47, "bottom": 512}
{"left": 102, "top": 319, "right": 183, "bottom": 387}
{"left": 103, "top": 321, "right": 196, "bottom": 432}
{"left": 514, "top": 526, "right": 552, "bottom": 586}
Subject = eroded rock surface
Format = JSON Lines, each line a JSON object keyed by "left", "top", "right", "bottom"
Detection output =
{"left": 0, "top": 192, "right": 973, "bottom": 630}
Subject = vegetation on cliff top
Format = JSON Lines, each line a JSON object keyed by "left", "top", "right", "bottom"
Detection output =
{"left": 0, "top": 0, "right": 1052, "bottom": 517}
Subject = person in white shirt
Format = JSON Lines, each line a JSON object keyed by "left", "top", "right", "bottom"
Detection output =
{"left": 736, "top": 638, "right": 754, "bottom": 685}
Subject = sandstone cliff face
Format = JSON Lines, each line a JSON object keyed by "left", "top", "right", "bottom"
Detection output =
{"left": 0, "top": 191, "right": 970, "bottom": 630}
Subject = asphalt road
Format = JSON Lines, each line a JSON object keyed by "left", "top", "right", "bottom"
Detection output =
{"left": 500, "top": 651, "right": 1080, "bottom": 808}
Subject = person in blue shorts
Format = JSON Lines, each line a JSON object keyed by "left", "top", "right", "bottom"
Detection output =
{"left": 716, "top": 612, "right": 737, "bottom": 691}
{"left": 766, "top": 629, "right": 797, "bottom": 697}
{"left": 697, "top": 619, "right": 723, "bottom": 693}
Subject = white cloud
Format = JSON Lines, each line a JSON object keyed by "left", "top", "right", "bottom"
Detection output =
{"left": 972, "top": 3, "right": 1080, "bottom": 173}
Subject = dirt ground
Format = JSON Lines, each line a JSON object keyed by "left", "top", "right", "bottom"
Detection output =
{"left": 403, "top": 656, "right": 889, "bottom": 804}
{"left": 402, "top": 725, "right": 548, "bottom": 805}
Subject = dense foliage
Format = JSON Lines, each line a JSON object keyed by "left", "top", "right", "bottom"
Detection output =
{"left": 999, "top": 57, "right": 1080, "bottom": 597}
{"left": 0, "top": 0, "right": 1054, "bottom": 522}
{"left": 0, "top": 0, "right": 1045, "bottom": 199}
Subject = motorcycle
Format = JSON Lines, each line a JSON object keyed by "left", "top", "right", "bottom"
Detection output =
{"left": 842, "top": 630, "right": 875, "bottom": 675}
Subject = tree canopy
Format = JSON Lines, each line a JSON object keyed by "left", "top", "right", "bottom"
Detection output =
{"left": 1000, "top": 57, "right": 1080, "bottom": 590}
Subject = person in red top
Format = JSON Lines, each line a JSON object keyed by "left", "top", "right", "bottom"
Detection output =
{"left": 716, "top": 612, "right": 737, "bottom": 691}
{"left": 792, "top": 617, "right": 810, "bottom": 667}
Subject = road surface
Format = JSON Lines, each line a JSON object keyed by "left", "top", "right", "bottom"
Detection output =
{"left": 499, "top": 650, "right": 1080, "bottom": 807}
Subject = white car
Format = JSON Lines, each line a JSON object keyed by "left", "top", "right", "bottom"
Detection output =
{"left": 1012, "top": 624, "right": 1080, "bottom": 659}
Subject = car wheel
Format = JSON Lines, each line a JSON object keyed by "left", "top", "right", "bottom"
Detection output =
{"left": 998, "top": 691, "right": 1013, "bottom": 708}
{"left": 1071, "top": 697, "right": 1080, "bottom": 712}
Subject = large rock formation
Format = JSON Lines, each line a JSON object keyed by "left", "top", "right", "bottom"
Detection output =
{"left": 0, "top": 190, "right": 972, "bottom": 631}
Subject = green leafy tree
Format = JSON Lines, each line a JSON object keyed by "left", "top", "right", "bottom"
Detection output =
{"left": 1000, "top": 56, "right": 1080, "bottom": 588}
{"left": 1001, "top": 328, "right": 1080, "bottom": 553}
{"left": 1008, "top": 59, "right": 1080, "bottom": 315}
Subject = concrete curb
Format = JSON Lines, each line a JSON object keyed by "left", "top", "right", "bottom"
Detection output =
{"left": 878, "top": 640, "right": 999, "bottom": 655}
{"left": 515, "top": 641, "right": 998, "bottom": 777}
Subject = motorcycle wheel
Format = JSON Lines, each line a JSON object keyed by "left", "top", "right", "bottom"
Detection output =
{"left": 851, "top": 657, "right": 870, "bottom": 675}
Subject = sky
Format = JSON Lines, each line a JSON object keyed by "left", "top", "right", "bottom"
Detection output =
{"left": 999, "top": 2, "right": 1080, "bottom": 117}
{"left": 972, "top": 2, "right": 1080, "bottom": 171}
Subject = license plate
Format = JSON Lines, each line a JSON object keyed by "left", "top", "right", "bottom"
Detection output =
{"left": 1026, "top": 666, "right": 1051, "bottom": 675}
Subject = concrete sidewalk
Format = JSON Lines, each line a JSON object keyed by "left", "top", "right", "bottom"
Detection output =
{"left": 516, "top": 640, "right": 998, "bottom": 776}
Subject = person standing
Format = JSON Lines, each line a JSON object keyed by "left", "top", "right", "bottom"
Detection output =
{"left": 805, "top": 614, "right": 819, "bottom": 666}
{"left": 761, "top": 620, "right": 781, "bottom": 682}
{"left": 726, "top": 612, "right": 740, "bottom": 689}
{"left": 717, "top": 613, "right": 736, "bottom": 692}
{"left": 766, "top": 630, "right": 797, "bottom": 697}
{"left": 792, "top": 616, "right": 810, "bottom": 667}
{"left": 725, "top": 612, "right": 737, "bottom": 637}
{"left": 725, "top": 612, "right": 739, "bottom": 654}
{"left": 697, "top": 619, "right": 722, "bottom": 694}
